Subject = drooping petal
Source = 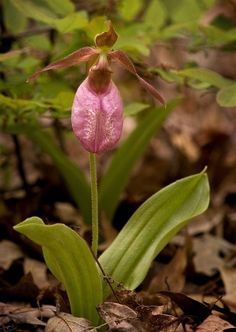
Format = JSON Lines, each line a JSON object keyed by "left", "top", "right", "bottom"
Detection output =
{"left": 109, "top": 50, "right": 165, "bottom": 105}
{"left": 71, "top": 79, "right": 123, "bottom": 154}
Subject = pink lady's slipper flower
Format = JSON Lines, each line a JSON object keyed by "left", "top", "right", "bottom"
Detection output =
{"left": 28, "top": 21, "right": 164, "bottom": 154}
{"left": 71, "top": 54, "right": 123, "bottom": 154}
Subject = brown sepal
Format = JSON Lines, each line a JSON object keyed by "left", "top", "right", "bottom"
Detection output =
{"left": 27, "top": 47, "right": 99, "bottom": 82}
{"left": 95, "top": 20, "right": 118, "bottom": 48}
{"left": 109, "top": 50, "right": 165, "bottom": 105}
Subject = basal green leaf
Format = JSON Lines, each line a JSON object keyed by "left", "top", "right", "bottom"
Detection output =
{"left": 99, "top": 171, "right": 209, "bottom": 296}
{"left": 14, "top": 217, "right": 102, "bottom": 324}
{"left": 99, "top": 99, "right": 180, "bottom": 220}
{"left": 216, "top": 84, "right": 236, "bottom": 107}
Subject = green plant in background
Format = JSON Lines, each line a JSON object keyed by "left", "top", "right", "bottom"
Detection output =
{"left": 0, "top": 0, "right": 236, "bottom": 224}
{"left": 1, "top": 0, "right": 235, "bottom": 224}
{"left": 13, "top": 22, "right": 210, "bottom": 327}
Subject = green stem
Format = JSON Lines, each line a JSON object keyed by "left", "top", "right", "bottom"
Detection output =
{"left": 89, "top": 153, "right": 99, "bottom": 257}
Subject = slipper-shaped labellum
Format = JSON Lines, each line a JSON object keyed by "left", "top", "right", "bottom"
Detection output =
{"left": 71, "top": 78, "right": 123, "bottom": 154}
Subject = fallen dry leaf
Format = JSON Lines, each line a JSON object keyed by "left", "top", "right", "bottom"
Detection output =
{"left": 99, "top": 212, "right": 118, "bottom": 251}
{"left": 196, "top": 314, "right": 234, "bottom": 332}
{"left": 98, "top": 301, "right": 138, "bottom": 331}
{"left": 0, "top": 302, "right": 55, "bottom": 326}
{"left": 160, "top": 292, "right": 211, "bottom": 324}
{"left": 45, "top": 313, "right": 93, "bottom": 332}
{"left": 24, "top": 257, "right": 50, "bottom": 289}
{"left": 0, "top": 240, "right": 23, "bottom": 270}
{"left": 148, "top": 247, "right": 187, "bottom": 293}
{"left": 99, "top": 302, "right": 137, "bottom": 320}
{"left": 98, "top": 301, "right": 179, "bottom": 332}
{"left": 0, "top": 272, "right": 39, "bottom": 302}
{"left": 220, "top": 266, "right": 236, "bottom": 307}
{"left": 171, "top": 130, "right": 200, "bottom": 162}
{"left": 193, "top": 234, "right": 235, "bottom": 276}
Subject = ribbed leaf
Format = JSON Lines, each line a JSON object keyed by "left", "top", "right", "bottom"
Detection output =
{"left": 99, "top": 99, "right": 179, "bottom": 220}
{"left": 99, "top": 171, "right": 209, "bottom": 297}
{"left": 14, "top": 217, "right": 102, "bottom": 324}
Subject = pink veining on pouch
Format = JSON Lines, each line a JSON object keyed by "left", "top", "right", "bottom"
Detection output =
{"left": 71, "top": 78, "right": 123, "bottom": 154}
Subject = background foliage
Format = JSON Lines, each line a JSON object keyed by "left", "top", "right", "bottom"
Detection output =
{"left": 0, "top": 0, "right": 235, "bottom": 224}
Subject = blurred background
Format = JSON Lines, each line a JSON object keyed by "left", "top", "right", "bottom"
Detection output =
{"left": 0, "top": 0, "right": 236, "bottom": 322}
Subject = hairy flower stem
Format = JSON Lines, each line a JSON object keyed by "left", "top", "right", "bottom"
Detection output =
{"left": 89, "top": 153, "right": 99, "bottom": 257}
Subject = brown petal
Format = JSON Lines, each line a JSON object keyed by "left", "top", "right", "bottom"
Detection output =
{"left": 109, "top": 50, "right": 137, "bottom": 75}
{"left": 95, "top": 20, "right": 118, "bottom": 48}
{"left": 109, "top": 50, "right": 165, "bottom": 105}
{"left": 28, "top": 47, "right": 99, "bottom": 82}
{"left": 138, "top": 76, "right": 165, "bottom": 105}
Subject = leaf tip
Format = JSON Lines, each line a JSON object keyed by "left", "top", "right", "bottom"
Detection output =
{"left": 201, "top": 166, "right": 208, "bottom": 174}
{"left": 14, "top": 216, "right": 44, "bottom": 233}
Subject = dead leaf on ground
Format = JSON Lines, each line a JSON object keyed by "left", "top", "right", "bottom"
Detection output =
{"left": 171, "top": 131, "right": 200, "bottom": 162}
{"left": 0, "top": 302, "right": 55, "bottom": 326}
{"left": 0, "top": 272, "right": 39, "bottom": 301}
{"left": 45, "top": 313, "right": 93, "bottom": 332}
{"left": 98, "top": 301, "right": 179, "bottom": 332}
{"left": 99, "top": 212, "right": 118, "bottom": 251}
{"left": 54, "top": 202, "right": 84, "bottom": 227}
{"left": 148, "top": 247, "right": 187, "bottom": 294}
{"left": 136, "top": 306, "right": 179, "bottom": 332}
{"left": 186, "top": 210, "right": 223, "bottom": 236}
{"left": 193, "top": 234, "right": 236, "bottom": 276}
{"left": 24, "top": 257, "right": 50, "bottom": 289}
{"left": 196, "top": 314, "right": 234, "bottom": 332}
{"left": 98, "top": 301, "right": 138, "bottom": 331}
{"left": 0, "top": 240, "right": 23, "bottom": 270}
{"left": 220, "top": 266, "right": 236, "bottom": 307}
{"left": 160, "top": 291, "right": 211, "bottom": 324}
